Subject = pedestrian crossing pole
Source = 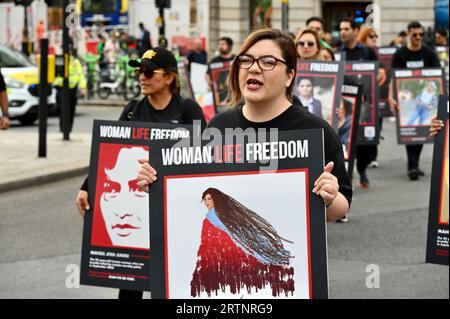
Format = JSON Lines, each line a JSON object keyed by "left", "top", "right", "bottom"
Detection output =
{"left": 62, "top": 0, "right": 70, "bottom": 141}
{"left": 281, "top": 0, "right": 289, "bottom": 32}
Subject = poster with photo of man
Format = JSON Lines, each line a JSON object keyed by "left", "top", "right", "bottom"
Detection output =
{"left": 209, "top": 60, "right": 232, "bottom": 114}
{"left": 148, "top": 130, "right": 329, "bottom": 299}
{"left": 344, "top": 61, "right": 380, "bottom": 145}
{"left": 340, "top": 83, "right": 363, "bottom": 182}
{"left": 80, "top": 120, "right": 191, "bottom": 291}
{"left": 393, "top": 68, "right": 447, "bottom": 145}
{"left": 426, "top": 95, "right": 449, "bottom": 266}
{"left": 295, "top": 60, "right": 345, "bottom": 132}
{"left": 375, "top": 47, "right": 398, "bottom": 117}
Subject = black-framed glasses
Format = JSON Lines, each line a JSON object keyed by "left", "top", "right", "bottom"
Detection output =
{"left": 412, "top": 32, "right": 424, "bottom": 38}
{"left": 297, "top": 40, "right": 316, "bottom": 48}
{"left": 135, "top": 69, "right": 166, "bottom": 79}
{"left": 237, "top": 54, "right": 288, "bottom": 71}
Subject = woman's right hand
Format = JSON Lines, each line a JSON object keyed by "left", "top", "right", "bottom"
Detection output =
{"left": 137, "top": 159, "right": 158, "bottom": 193}
{"left": 76, "top": 190, "right": 89, "bottom": 218}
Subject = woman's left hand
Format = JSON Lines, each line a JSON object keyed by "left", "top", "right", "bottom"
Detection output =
{"left": 313, "top": 162, "right": 339, "bottom": 207}
{"left": 430, "top": 117, "right": 444, "bottom": 137}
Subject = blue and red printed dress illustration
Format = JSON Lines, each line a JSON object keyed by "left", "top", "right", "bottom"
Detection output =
{"left": 190, "top": 188, "right": 295, "bottom": 297}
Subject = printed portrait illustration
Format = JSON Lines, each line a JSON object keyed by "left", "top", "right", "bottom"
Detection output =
{"left": 439, "top": 123, "right": 449, "bottom": 225}
{"left": 190, "top": 188, "right": 295, "bottom": 298}
{"left": 164, "top": 172, "right": 311, "bottom": 299}
{"left": 91, "top": 144, "right": 150, "bottom": 250}
{"left": 178, "top": 63, "right": 193, "bottom": 100}
{"left": 294, "top": 76, "right": 336, "bottom": 127}
{"left": 398, "top": 79, "right": 441, "bottom": 127}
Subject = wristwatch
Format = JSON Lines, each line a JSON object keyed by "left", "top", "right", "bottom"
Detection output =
{"left": 1, "top": 110, "right": 9, "bottom": 118}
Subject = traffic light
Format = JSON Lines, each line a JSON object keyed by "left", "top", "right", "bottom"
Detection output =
{"left": 155, "top": 0, "right": 171, "bottom": 9}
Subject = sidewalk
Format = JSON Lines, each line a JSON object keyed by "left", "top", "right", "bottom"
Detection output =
{"left": 0, "top": 130, "right": 92, "bottom": 193}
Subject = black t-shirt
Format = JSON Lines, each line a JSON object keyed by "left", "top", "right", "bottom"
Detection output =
{"left": 119, "top": 94, "right": 207, "bottom": 128}
{"left": 0, "top": 69, "right": 6, "bottom": 92}
{"left": 340, "top": 43, "right": 378, "bottom": 61}
{"left": 207, "top": 55, "right": 236, "bottom": 73}
{"left": 81, "top": 94, "right": 207, "bottom": 191}
{"left": 206, "top": 105, "right": 353, "bottom": 206}
{"left": 392, "top": 45, "right": 441, "bottom": 69}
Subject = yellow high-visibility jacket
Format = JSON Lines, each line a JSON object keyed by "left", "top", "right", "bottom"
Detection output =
{"left": 54, "top": 56, "right": 86, "bottom": 90}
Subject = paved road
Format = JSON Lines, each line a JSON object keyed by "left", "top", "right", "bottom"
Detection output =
{"left": 0, "top": 113, "right": 447, "bottom": 299}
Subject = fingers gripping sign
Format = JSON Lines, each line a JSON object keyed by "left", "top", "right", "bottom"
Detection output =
{"left": 137, "top": 158, "right": 158, "bottom": 193}
{"left": 312, "top": 162, "right": 339, "bottom": 207}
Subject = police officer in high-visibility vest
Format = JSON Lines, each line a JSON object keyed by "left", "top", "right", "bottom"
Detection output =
{"left": 54, "top": 46, "right": 86, "bottom": 132}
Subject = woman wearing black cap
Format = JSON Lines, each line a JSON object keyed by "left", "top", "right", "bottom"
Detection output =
{"left": 75, "top": 47, "right": 207, "bottom": 299}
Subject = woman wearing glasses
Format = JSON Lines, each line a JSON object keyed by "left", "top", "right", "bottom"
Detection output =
{"left": 75, "top": 47, "right": 206, "bottom": 299}
{"left": 295, "top": 29, "right": 322, "bottom": 60}
{"left": 138, "top": 29, "right": 352, "bottom": 223}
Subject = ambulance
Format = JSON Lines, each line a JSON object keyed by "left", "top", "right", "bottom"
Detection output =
{"left": 0, "top": 45, "right": 56, "bottom": 125}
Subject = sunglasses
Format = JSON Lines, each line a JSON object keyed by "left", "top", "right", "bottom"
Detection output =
{"left": 369, "top": 34, "right": 378, "bottom": 39}
{"left": 135, "top": 69, "right": 166, "bottom": 79}
{"left": 412, "top": 32, "right": 424, "bottom": 38}
{"left": 297, "top": 40, "right": 316, "bottom": 48}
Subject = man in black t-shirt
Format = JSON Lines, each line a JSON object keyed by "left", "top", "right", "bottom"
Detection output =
{"left": 0, "top": 69, "right": 10, "bottom": 130}
{"left": 389, "top": 21, "right": 441, "bottom": 181}
{"left": 206, "top": 37, "right": 236, "bottom": 109}
{"left": 186, "top": 38, "right": 208, "bottom": 72}
{"left": 339, "top": 18, "right": 380, "bottom": 190}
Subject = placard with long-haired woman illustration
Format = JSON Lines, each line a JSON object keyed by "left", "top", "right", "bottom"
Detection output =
{"left": 190, "top": 188, "right": 295, "bottom": 298}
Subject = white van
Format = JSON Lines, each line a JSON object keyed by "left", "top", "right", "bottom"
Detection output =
{"left": 0, "top": 45, "right": 56, "bottom": 125}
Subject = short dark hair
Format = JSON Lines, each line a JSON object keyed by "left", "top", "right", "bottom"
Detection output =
{"left": 437, "top": 28, "right": 448, "bottom": 37}
{"left": 340, "top": 18, "right": 360, "bottom": 30}
{"left": 306, "top": 16, "right": 326, "bottom": 29}
{"left": 398, "top": 31, "right": 407, "bottom": 37}
{"left": 219, "top": 37, "right": 233, "bottom": 48}
{"left": 407, "top": 21, "right": 423, "bottom": 31}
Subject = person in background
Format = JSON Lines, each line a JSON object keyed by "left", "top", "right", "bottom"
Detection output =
{"left": 390, "top": 31, "right": 407, "bottom": 48}
{"left": 138, "top": 22, "right": 152, "bottom": 56}
{"left": 0, "top": 69, "right": 9, "bottom": 130}
{"left": 306, "top": 16, "right": 333, "bottom": 50}
{"left": 389, "top": 21, "right": 441, "bottom": 181}
{"left": 53, "top": 46, "right": 86, "bottom": 133}
{"left": 339, "top": 18, "right": 381, "bottom": 190}
{"left": 435, "top": 28, "right": 448, "bottom": 47}
{"left": 295, "top": 29, "right": 322, "bottom": 60}
{"left": 186, "top": 38, "right": 208, "bottom": 72}
{"left": 206, "top": 37, "right": 235, "bottom": 86}
{"left": 320, "top": 47, "right": 335, "bottom": 61}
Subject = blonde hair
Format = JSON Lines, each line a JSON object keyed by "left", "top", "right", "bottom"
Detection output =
{"left": 295, "top": 29, "right": 322, "bottom": 60}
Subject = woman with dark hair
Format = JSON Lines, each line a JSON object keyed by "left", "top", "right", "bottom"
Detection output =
{"left": 337, "top": 98, "right": 353, "bottom": 150}
{"left": 138, "top": 29, "right": 352, "bottom": 222}
{"left": 296, "top": 78, "right": 323, "bottom": 118}
{"left": 191, "top": 188, "right": 294, "bottom": 297}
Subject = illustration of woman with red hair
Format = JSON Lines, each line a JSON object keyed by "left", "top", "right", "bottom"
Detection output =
{"left": 190, "top": 188, "right": 295, "bottom": 298}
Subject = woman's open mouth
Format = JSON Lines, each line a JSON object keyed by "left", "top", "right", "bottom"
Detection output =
{"left": 247, "top": 78, "right": 263, "bottom": 90}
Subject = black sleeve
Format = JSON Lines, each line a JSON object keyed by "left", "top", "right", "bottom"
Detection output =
{"left": 368, "top": 47, "right": 378, "bottom": 61}
{"left": 81, "top": 177, "right": 89, "bottom": 192}
{"left": 429, "top": 50, "right": 441, "bottom": 68}
{"left": 391, "top": 50, "right": 404, "bottom": 69}
{"left": 0, "top": 70, "right": 6, "bottom": 92}
{"left": 182, "top": 98, "right": 207, "bottom": 131}
{"left": 118, "top": 100, "right": 138, "bottom": 121}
